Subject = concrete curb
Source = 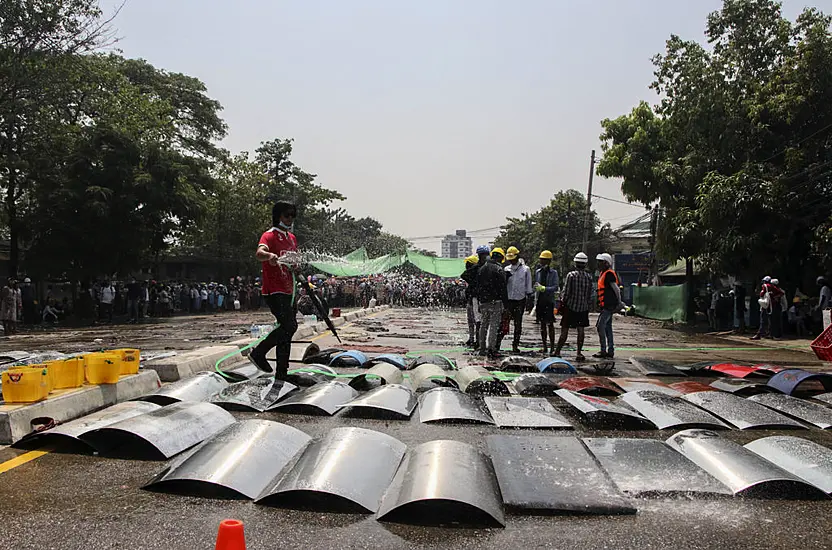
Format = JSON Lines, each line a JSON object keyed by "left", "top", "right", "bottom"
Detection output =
{"left": 142, "top": 345, "right": 242, "bottom": 382}
{"left": 0, "top": 370, "right": 161, "bottom": 444}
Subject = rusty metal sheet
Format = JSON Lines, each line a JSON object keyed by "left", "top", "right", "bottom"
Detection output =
{"left": 268, "top": 380, "right": 358, "bottom": 416}
{"left": 409, "top": 363, "right": 457, "bottom": 390}
{"left": 748, "top": 393, "right": 832, "bottom": 429}
{"left": 499, "top": 356, "right": 538, "bottom": 373}
{"left": 618, "top": 390, "right": 730, "bottom": 430}
{"left": 209, "top": 377, "right": 298, "bottom": 412}
{"left": 767, "top": 369, "right": 832, "bottom": 396}
{"left": 24, "top": 401, "right": 161, "bottom": 450}
{"left": 683, "top": 391, "right": 806, "bottom": 430}
{"left": 409, "top": 354, "right": 455, "bottom": 371}
{"left": 513, "top": 373, "right": 561, "bottom": 396}
{"left": 454, "top": 366, "right": 510, "bottom": 396}
{"left": 257, "top": 427, "right": 406, "bottom": 513}
{"left": 366, "top": 354, "right": 408, "bottom": 370}
{"left": 583, "top": 438, "right": 732, "bottom": 496}
{"left": 708, "top": 378, "right": 775, "bottom": 396}
{"left": 745, "top": 436, "right": 832, "bottom": 494}
{"left": 483, "top": 397, "right": 573, "bottom": 429}
{"left": 611, "top": 378, "right": 681, "bottom": 396}
{"left": 558, "top": 376, "right": 622, "bottom": 397}
{"left": 289, "top": 342, "right": 320, "bottom": 362}
{"left": 629, "top": 357, "right": 687, "bottom": 377}
{"left": 138, "top": 373, "right": 229, "bottom": 406}
{"left": 666, "top": 429, "right": 828, "bottom": 498}
{"left": 554, "top": 389, "right": 654, "bottom": 429}
{"left": 377, "top": 439, "right": 505, "bottom": 527}
{"left": 418, "top": 387, "right": 494, "bottom": 424}
{"left": 144, "top": 420, "right": 311, "bottom": 499}
{"left": 669, "top": 381, "right": 717, "bottom": 395}
{"left": 487, "top": 435, "right": 636, "bottom": 515}
{"left": 536, "top": 357, "right": 577, "bottom": 374}
{"left": 348, "top": 362, "right": 404, "bottom": 390}
{"left": 338, "top": 384, "right": 417, "bottom": 419}
{"left": 80, "top": 402, "right": 236, "bottom": 459}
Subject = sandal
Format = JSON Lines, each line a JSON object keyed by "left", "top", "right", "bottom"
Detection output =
{"left": 575, "top": 354, "right": 586, "bottom": 362}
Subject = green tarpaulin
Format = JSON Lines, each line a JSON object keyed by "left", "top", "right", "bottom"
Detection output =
{"left": 309, "top": 250, "right": 466, "bottom": 278}
{"left": 633, "top": 284, "right": 687, "bottom": 323}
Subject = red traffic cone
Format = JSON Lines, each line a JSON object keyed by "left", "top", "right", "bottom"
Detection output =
{"left": 215, "top": 519, "right": 246, "bottom": 550}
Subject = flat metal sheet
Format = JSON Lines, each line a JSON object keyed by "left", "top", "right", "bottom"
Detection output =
{"left": 349, "top": 362, "right": 404, "bottom": 390}
{"left": 669, "top": 381, "right": 717, "bottom": 395}
{"left": 666, "top": 429, "right": 828, "bottom": 498}
{"left": 409, "top": 354, "right": 455, "bottom": 371}
{"left": 139, "top": 373, "right": 229, "bottom": 406}
{"left": 223, "top": 363, "right": 266, "bottom": 381}
{"left": 674, "top": 361, "right": 722, "bottom": 373}
{"left": 338, "top": 384, "right": 417, "bottom": 418}
{"left": 583, "top": 437, "right": 732, "bottom": 496}
{"left": 268, "top": 380, "right": 358, "bottom": 415}
{"left": 367, "top": 354, "right": 408, "bottom": 369}
{"left": 330, "top": 350, "right": 368, "bottom": 367}
{"left": 767, "top": 369, "right": 832, "bottom": 396}
{"left": 454, "top": 366, "right": 510, "bottom": 396}
{"left": 144, "top": 420, "right": 311, "bottom": 499}
{"left": 487, "top": 435, "right": 635, "bottom": 514}
{"left": 513, "top": 373, "right": 561, "bottom": 396}
{"left": 483, "top": 397, "right": 573, "bottom": 429}
{"left": 752, "top": 364, "right": 786, "bottom": 376}
{"left": 629, "top": 357, "right": 687, "bottom": 377}
{"left": 258, "top": 427, "right": 406, "bottom": 513}
{"left": 289, "top": 342, "right": 320, "bottom": 362}
{"left": 377, "top": 439, "right": 505, "bottom": 527}
{"left": 709, "top": 377, "right": 775, "bottom": 396}
{"left": 80, "top": 402, "right": 236, "bottom": 459}
{"left": 683, "top": 391, "right": 806, "bottom": 430}
{"left": 745, "top": 435, "right": 832, "bottom": 494}
{"left": 499, "top": 356, "right": 538, "bottom": 373}
{"left": 558, "top": 376, "right": 622, "bottom": 396}
{"left": 707, "top": 363, "right": 767, "bottom": 379}
{"left": 536, "top": 357, "right": 577, "bottom": 374}
{"left": 418, "top": 387, "right": 494, "bottom": 424}
{"left": 618, "top": 390, "right": 730, "bottom": 430}
{"left": 611, "top": 378, "right": 681, "bottom": 396}
{"left": 409, "top": 363, "right": 457, "bottom": 390}
{"left": 748, "top": 393, "right": 832, "bottom": 429}
{"left": 209, "top": 377, "right": 298, "bottom": 412}
{"left": 554, "top": 389, "right": 655, "bottom": 429}
{"left": 26, "top": 401, "right": 162, "bottom": 449}
{"left": 814, "top": 392, "right": 832, "bottom": 406}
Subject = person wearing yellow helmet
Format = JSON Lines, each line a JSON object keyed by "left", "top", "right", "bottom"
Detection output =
{"left": 460, "top": 255, "right": 482, "bottom": 348}
{"left": 477, "top": 247, "right": 509, "bottom": 358}
{"left": 502, "top": 246, "right": 533, "bottom": 353}
{"left": 534, "top": 250, "right": 559, "bottom": 354}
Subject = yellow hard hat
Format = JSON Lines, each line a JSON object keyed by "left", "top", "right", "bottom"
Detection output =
{"left": 539, "top": 250, "right": 553, "bottom": 260}
{"left": 505, "top": 246, "right": 520, "bottom": 260}
{"left": 465, "top": 255, "right": 478, "bottom": 265}
{"left": 491, "top": 247, "right": 506, "bottom": 259}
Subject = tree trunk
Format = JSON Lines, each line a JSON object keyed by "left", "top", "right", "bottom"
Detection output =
{"left": 685, "top": 256, "right": 695, "bottom": 324}
{"left": 7, "top": 188, "right": 18, "bottom": 278}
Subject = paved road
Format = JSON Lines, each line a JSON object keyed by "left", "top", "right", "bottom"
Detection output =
{"left": 0, "top": 308, "right": 830, "bottom": 550}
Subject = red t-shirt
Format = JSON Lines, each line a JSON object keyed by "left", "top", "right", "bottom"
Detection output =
{"left": 258, "top": 228, "right": 298, "bottom": 295}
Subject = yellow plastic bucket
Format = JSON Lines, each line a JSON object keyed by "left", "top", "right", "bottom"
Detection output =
{"left": 19, "top": 364, "right": 55, "bottom": 393}
{"left": 2, "top": 367, "right": 49, "bottom": 403}
{"left": 115, "top": 348, "right": 140, "bottom": 375}
{"left": 84, "top": 353, "right": 121, "bottom": 385}
{"left": 49, "top": 358, "right": 85, "bottom": 389}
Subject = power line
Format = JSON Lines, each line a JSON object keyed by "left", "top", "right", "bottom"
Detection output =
{"left": 591, "top": 194, "right": 650, "bottom": 208}
{"left": 760, "top": 121, "right": 832, "bottom": 163}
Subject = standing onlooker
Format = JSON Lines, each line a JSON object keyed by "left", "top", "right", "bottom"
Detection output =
{"left": 140, "top": 281, "right": 149, "bottom": 319}
{"left": 788, "top": 298, "right": 807, "bottom": 338}
{"left": 553, "top": 252, "right": 593, "bottom": 360}
{"left": 814, "top": 276, "right": 831, "bottom": 329}
{"left": 1, "top": 278, "right": 17, "bottom": 335}
{"left": 99, "top": 281, "right": 115, "bottom": 323}
{"left": 752, "top": 276, "right": 783, "bottom": 340}
{"left": 460, "top": 255, "right": 481, "bottom": 348}
{"left": 503, "top": 246, "right": 533, "bottom": 353}
{"left": 733, "top": 282, "right": 747, "bottom": 334}
{"left": 127, "top": 278, "right": 141, "bottom": 323}
{"left": 707, "top": 284, "right": 719, "bottom": 331}
{"left": 477, "top": 248, "right": 508, "bottom": 359}
{"left": 595, "top": 253, "right": 621, "bottom": 359}
{"left": 20, "top": 278, "right": 35, "bottom": 325}
{"left": 534, "top": 250, "right": 560, "bottom": 355}
{"left": 769, "top": 278, "right": 785, "bottom": 339}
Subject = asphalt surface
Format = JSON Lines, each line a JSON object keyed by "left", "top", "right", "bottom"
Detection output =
{"left": 0, "top": 308, "right": 831, "bottom": 550}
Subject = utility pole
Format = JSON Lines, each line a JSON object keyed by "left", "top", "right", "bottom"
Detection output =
{"left": 581, "top": 150, "right": 596, "bottom": 250}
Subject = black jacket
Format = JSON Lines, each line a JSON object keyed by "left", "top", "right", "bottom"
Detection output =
{"left": 460, "top": 264, "right": 479, "bottom": 302}
{"left": 476, "top": 259, "right": 508, "bottom": 304}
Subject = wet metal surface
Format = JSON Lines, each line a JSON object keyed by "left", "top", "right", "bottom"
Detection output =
{"left": 418, "top": 387, "right": 494, "bottom": 424}
{"left": 767, "top": 369, "right": 832, "bottom": 396}
{"left": 366, "top": 353, "right": 408, "bottom": 369}
{"left": 611, "top": 378, "right": 682, "bottom": 396}
{"left": 558, "top": 376, "right": 622, "bottom": 397}
{"left": 138, "top": 372, "right": 229, "bottom": 406}
{"left": 583, "top": 438, "right": 732, "bottom": 496}
{"left": 209, "top": 377, "right": 298, "bottom": 412}
{"left": 483, "top": 397, "right": 573, "bottom": 429}
{"left": 269, "top": 380, "right": 358, "bottom": 416}
{"left": 409, "top": 363, "right": 456, "bottom": 390}
{"left": 348, "top": 362, "right": 404, "bottom": 390}
{"left": 454, "top": 366, "right": 510, "bottom": 396}
{"left": 513, "top": 373, "right": 561, "bottom": 396}
{"left": 748, "top": 393, "right": 832, "bottom": 429}
{"left": 684, "top": 391, "right": 806, "bottom": 430}
{"left": 669, "top": 381, "right": 717, "bottom": 395}
{"left": 289, "top": 342, "right": 320, "bottom": 362}
{"left": 330, "top": 350, "right": 369, "bottom": 367}
{"left": 554, "top": 389, "right": 655, "bottom": 429}
{"left": 706, "top": 364, "right": 767, "bottom": 379}
{"left": 814, "top": 392, "right": 832, "bottom": 406}
{"left": 80, "top": 402, "right": 236, "bottom": 459}
{"left": 377, "top": 439, "right": 505, "bottom": 527}
{"left": 338, "top": 384, "right": 417, "bottom": 419}
{"left": 618, "top": 390, "right": 730, "bottom": 430}
{"left": 409, "top": 354, "right": 455, "bottom": 371}
{"left": 745, "top": 436, "right": 832, "bottom": 494}
{"left": 499, "top": 356, "right": 537, "bottom": 372}
{"left": 258, "top": 427, "right": 406, "bottom": 513}
{"left": 144, "top": 420, "right": 311, "bottom": 499}
{"left": 536, "top": 357, "right": 577, "bottom": 374}
{"left": 486, "top": 435, "right": 636, "bottom": 515}
{"left": 629, "top": 357, "right": 687, "bottom": 377}
{"left": 709, "top": 377, "right": 777, "bottom": 396}
{"left": 286, "top": 364, "right": 336, "bottom": 387}
{"left": 666, "top": 429, "right": 827, "bottom": 498}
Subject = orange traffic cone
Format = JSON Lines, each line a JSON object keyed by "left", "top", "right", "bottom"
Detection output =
{"left": 215, "top": 519, "right": 246, "bottom": 550}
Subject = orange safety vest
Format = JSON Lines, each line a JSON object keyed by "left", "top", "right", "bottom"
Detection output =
{"left": 598, "top": 269, "right": 619, "bottom": 308}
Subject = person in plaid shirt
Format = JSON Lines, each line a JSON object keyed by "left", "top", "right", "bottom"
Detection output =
{"left": 553, "top": 252, "right": 593, "bottom": 360}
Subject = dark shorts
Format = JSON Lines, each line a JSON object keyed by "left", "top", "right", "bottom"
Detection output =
{"left": 560, "top": 306, "right": 590, "bottom": 328}
{"left": 536, "top": 301, "right": 555, "bottom": 324}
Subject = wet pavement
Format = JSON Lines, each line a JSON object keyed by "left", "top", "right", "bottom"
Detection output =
{"left": 0, "top": 308, "right": 831, "bottom": 549}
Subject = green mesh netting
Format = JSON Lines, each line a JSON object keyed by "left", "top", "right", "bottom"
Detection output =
{"left": 309, "top": 250, "right": 466, "bottom": 278}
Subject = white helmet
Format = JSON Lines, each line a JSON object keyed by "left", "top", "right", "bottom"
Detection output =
{"left": 763, "top": 276, "right": 771, "bottom": 283}
{"left": 771, "top": 278, "right": 779, "bottom": 285}
{"left": 573, "top": 252, "right": 588, "bottom": 264}
{"left": 596, "top": 253, "right": 613, "bottom": 265}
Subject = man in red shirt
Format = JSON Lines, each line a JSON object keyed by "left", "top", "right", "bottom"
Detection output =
{"left": 249, "top": 201, "right": 299, "bottom": 379}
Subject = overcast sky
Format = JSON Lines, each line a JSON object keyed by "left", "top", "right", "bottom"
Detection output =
{"left": 101, "top": 0, "right": 831, "bottom": 253}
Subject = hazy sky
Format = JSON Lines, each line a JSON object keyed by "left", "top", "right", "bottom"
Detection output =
{"left": 101, "top": 0, "right": 831, "bottom": 252}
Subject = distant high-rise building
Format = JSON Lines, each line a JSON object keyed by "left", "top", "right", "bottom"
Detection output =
{"left": 441, "top": 230, "right": 473, "bottom": 259}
